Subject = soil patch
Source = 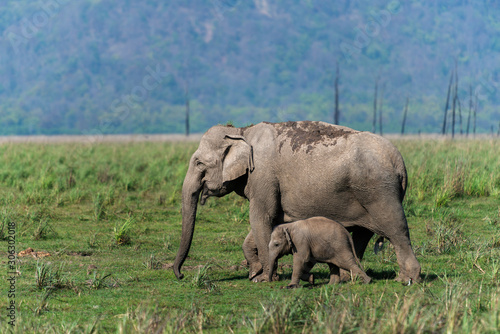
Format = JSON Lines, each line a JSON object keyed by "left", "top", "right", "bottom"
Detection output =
{"left": 273, "top": 121, "right": 356, "bottom": 153}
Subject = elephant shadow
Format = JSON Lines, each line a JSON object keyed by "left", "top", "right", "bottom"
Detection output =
{"left": 367, "top": 270, "right": 438, "bottom": 283}
{"left": 366, "top": 269, "right": 397, "bottom": 280}
{"left": 214, "top": 267, "right": 438, "bottom": 285}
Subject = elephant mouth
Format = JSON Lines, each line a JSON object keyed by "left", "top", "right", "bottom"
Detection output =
{"left": 200, "top": 182, "right": 219, "bottom": 205}
{"left": 200, "top": 182, "right": 229, "bottom": 205}
{"left": 200, "top": 183, "right": 210, "bottom": 205}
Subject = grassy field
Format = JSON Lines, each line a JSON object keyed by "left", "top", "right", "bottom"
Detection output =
{"left": 0, "top": 138, "right": 499, "bottom": 333}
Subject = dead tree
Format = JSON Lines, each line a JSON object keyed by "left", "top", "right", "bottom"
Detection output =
{"left": 466, "top": 84, "right": 472, "bottom": 137}
{"left": 401, "top": 97, "right": 409, "bottom": 135}
{"left": 372, "top": 78, "right": 378, "bottom": 134}
{"left": 442, "top": 71, "right": 454, "bottom": 135}
{"left": 473, "top": 93, "right": 478, "bottom": 137}
{"left": 185, "top": 85, "right": 190, "bottom": 137}
{"left": 451, "top": 65, "right": 458, "bottom": 139}
{"left": 334, "top": 61, "right": 340, "bottom": 125}
{"left": 378, "top": 84, "right": 385, "bottom": 136}
{"left": 451, "top": 82, "right": 457, "bottom": 138}
{"left": 458, "top": 98, "right": 463, "bottom": 135}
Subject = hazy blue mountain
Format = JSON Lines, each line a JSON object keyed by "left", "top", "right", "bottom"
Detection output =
{"left": 0, "top": 0, "right": 499, "bottom": 135}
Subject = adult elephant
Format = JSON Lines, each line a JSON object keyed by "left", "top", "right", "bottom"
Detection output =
{"left": 173, "top": 121, "right": 421, "bottom": 283}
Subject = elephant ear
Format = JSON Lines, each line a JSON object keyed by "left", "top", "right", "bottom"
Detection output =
{"left": 284, "top": 227, "right": 296, "bottom": 253}
{"left": 222, "top": 135, "right": 255, "bottom": 183}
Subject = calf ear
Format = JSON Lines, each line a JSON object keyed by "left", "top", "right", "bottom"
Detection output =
{"left": 284, "top": 228, "right": 296, "bottom": 253}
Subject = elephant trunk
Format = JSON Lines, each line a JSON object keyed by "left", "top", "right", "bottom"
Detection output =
{"left": 173, "top": 169, "right": 202, "bottom": 279}
{"left": 268, "top": 252, "right": 279, "bottom": 281}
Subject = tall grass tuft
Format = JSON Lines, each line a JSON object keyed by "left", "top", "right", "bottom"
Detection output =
{"left": 113, "top": 216, "right": 135, "bottom": 245}
{"left": 32, "top": 219, "right": 56, "bottom": 240}
{"left": 192, "top": 264, "right": 220, "bottom": 294}
{"left": 257, "top": 294, "right": 312, "bottom": 333}
{"left": 87, "top": 272, "right": 113, "bottom": 290}
{"left": 117, "top": 303, "right": 209, "bottom": 333}
{"left": 143, "top": 254, "right": 163, "bottom": 270}
{"left": 34, "top": 261, "right": 68, "bottom": 291}
{"left": 422, "top": 216, "right": 466, "bottom": 254}
{"left": 93, "top": 193, "right": 106, "bottom": 221}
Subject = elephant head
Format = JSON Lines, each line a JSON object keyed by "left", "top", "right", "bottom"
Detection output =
{"left": 268, "top": 225, "right": 295, "bottom": 280}
{"left": 173, "top": 125, "right": 254, "bottom": 279}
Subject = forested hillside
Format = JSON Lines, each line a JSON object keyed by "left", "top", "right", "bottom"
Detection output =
{"left": 0, "top": 0, "right": 499, "bottom": 135}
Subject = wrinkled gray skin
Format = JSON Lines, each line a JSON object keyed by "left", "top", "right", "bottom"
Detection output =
{"left": 268, "top": 217, "right": 372, "bottom": 288}
{"left": 242, "top": 231, "right": 264, "bottom": 280}
{"left": 173, "top": 121, "right": 421, "bottom": 283}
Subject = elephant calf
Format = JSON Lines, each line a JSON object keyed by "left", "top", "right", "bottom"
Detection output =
{"left": 268, "top": 217, "right": 371, "bottom": 288}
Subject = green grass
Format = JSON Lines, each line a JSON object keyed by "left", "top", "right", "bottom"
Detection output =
{"left": 0, "top": 139, "right": 499, "bottom": 333}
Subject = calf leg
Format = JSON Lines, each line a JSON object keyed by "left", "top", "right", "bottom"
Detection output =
{"left": 288, "top": 256, "right": 313, "bottom": 288}
{"left": 333, "top": 257, "right": 371, "bottom": 284}
{"left": 340, "top": 227, "right": 373, "bottom": 282}
{"left": 328, "top": 263, "right": 341, "bottom": 284}
{"left": 299, "top": 261, "right": 315, "bottom": 285}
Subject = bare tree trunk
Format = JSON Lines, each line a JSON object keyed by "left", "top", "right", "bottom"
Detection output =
{"left": 378, "top": 84, "right": 384, "bottom": 136}
{"left": 451, "top": 90, "right": 456, "bottom": 139}
{"left": 334, "top": 61, "right": 340, "bottom": 125}
{"left": 185, "top": 86, "right": 190, "bottom": 137}
{"left": 372, "top": 78, "right": 378, "bottom": 134}
{"left": 451, "top": 66, "right": 458, "bottom": 139}
{"left": 401, "top": 97, "right": 409, "bottom": 135}
{"left": 466, "top": 84, "right": 472, "bottom": 137}
{"left": 458, "top": 97, "right": 463, "bottom": 135}
{"left": 442, "top": 71, "right": 454, "bottom": 135}
{"left": 473, "top": 94, "right": 477, "bottom": 137}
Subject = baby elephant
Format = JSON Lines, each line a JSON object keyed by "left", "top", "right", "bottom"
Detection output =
{"left": 268, "top": 217, "right": 371, "bottom": 288}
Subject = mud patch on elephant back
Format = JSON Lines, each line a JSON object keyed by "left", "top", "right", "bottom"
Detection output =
{"left": 275, "top": 121, "right": 356, "bottom": 153}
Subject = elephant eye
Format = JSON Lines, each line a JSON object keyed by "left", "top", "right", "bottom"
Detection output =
{"left": 274, "top": 242, "right": 280, "bottom": 247}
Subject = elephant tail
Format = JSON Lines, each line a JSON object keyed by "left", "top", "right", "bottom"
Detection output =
{"left": 385, "top": 138, "right": 408, "bottom": 202}
{"left": 373, "top": 236, "right": 385, "bottom": 255}
{"left": 393, "top": 151, "right": 408, "bottom": 202}
{"left": 348, "top": 233, "right": 364, "bottom": 269}
{"left": 399, "top": 167, "right": 407, "bottom": 201}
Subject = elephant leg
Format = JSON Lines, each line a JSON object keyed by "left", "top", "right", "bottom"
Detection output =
{"left": 242, "top": 231, "right": 263, "bottom": 280}
{"left": 365, "top": 200, "right": 421, "bottom": 283}
{"left": 288, "top": 255, "right": 310, "bottom": 288}
{"left": 299, "top": 261, "right": 315, "bottom": 285}
{"left": 388, "top": 233, "right": 421, "bottom": 284}
{"left": 339, "top": 227, "right": 373, "bottom": 282}
{"left": 332, "top": 257, "right": 372, "bottom": 285}
{"left": 328, "top": 263, "right": 341, "bottom": 284}
{"left": 248, "top": 201, "right": 274, "bottom": 282}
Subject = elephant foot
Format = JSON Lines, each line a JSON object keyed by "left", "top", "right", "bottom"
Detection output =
{"left": 286, "top": 284, "right": 300, "bottom": 289}
{"left": 395, "top": 270, "right": 420, "bottom": 285}
{"left": 251, "top": 273, "right": 279, "bottom": 282}
{"left": 361, "top": 275, "right": 372, "bottom": 284}
{"left": 248, "top": 263, "right": 263, "bottom": 281}
{"left": 396, "top": 275, "right": 416, "bottom": 286}
{"left": 251, "top": 273, "right": 268, "bottom": 282}
{"left": 339, "top": 269, "right": 352, "bottom": 283}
